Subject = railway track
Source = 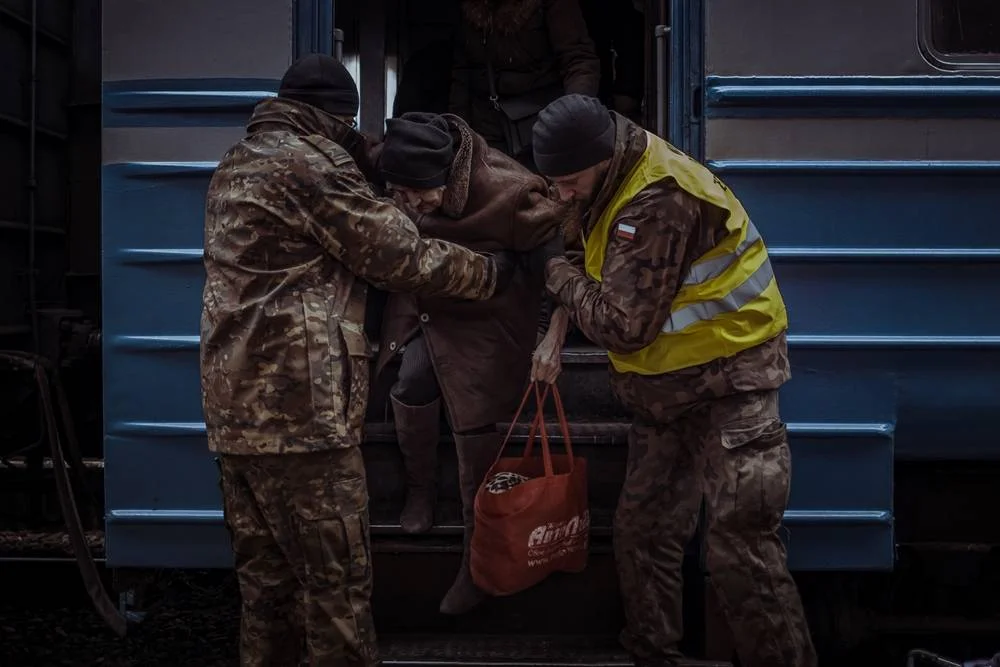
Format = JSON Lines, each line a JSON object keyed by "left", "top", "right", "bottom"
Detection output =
{"left": 2, "top": 527, "right": 1000, "bottom": 666}
{"left": 0, "top": 528, "right": 104, "bottom": 562}
{"left": 3, "top": 451, "right": 1000, "bottom": 667}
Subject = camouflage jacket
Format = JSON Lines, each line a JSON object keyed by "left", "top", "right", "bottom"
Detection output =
{"left": 201, "top": 97, "right": 500, "bottom": 455}
{"left": 545, "top": 114, "right": 790, "bottom": 410}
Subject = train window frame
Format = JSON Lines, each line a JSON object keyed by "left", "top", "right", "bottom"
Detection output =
{"left": 917, "top": 0, "right": 1000, "bottom": 71}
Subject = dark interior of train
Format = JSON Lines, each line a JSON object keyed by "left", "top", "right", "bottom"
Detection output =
{"left": 338, "top": 0, "right": 658, "bottom": 133}
{"left": 929, "top": 0, "right": 1000, "bottom": 54}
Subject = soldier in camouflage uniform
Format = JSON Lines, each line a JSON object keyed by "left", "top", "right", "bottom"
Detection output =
{"left": 529, "top": 95, "right": 817, "bottom": 667}
{"left": 200, "top": 54, "right": 517, "bottom": 667}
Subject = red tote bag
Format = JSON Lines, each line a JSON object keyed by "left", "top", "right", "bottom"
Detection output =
{"left": 470, "top": 382, "right": 590, "bottom": 596}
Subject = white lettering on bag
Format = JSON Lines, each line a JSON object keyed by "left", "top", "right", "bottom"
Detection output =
{"left": 526, "top": 510, "right": 590, "bottom": 568}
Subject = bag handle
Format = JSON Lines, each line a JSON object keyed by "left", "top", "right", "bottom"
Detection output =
{"left": 489, "top": 380, "right": 573, "bottom": 477}
{"left": 521, "top": 383, "right": 553, "bottom": 476}
{"left": 490, "top": 380, "right": 546, "bottom": 470}
{"left": 523, "top": 382, "right": 574, "bottom": 474}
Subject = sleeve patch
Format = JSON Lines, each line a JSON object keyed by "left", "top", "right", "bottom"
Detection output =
{"left": 615, "top": 223, "right": 636, "bottom": 240}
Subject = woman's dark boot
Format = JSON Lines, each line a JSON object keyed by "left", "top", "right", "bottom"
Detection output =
{"left": 439, "top": 430, "right": 503, "bottom": 615}
{"left": 391, "top": 395, "right": 441, "bottom": 534}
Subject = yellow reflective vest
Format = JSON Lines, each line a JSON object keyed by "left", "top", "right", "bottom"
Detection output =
{"left": 583, "top": 131, "right": 788, "bottom": 375}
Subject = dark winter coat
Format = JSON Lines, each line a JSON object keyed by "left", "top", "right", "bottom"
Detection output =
{"left": 375, "top": 114, "right": 567, "bottom": 432}
{"left": 449, "top": 0, "right": 601, "bottom": 153}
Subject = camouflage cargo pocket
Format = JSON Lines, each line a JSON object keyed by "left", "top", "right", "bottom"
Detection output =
{"left": 300, "top": 292, "right": 341, "bottom": 435}
{"left": 717, "top": 418, "right": 791, "bottom": 532}
{"left": 299, "top": 293, "right": 371, "bottom": 444}
{"left": 293, "top": 474, "right": 372, "bottom": 587}
{"left": 719, "top": 414, "right": 783, "bottom": 451}
{"left": 336, "top": 319, "right": 371, "bottom": 446}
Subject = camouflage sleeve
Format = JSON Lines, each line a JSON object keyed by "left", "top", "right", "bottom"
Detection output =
{"left": 307, "top": 165, "right": 498, "bottom": 301}
{"left": 544, "top": 185, "right": 698, "bottom": 354}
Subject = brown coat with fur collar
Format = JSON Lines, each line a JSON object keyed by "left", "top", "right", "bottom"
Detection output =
{"left": 376, "top": 114, "right": 566, "bottom": 432}
{"left": 450, "top": 0, "right": 600, "bottom": 152}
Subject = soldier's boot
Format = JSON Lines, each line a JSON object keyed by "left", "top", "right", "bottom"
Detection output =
{"left": 439, "top": 430, "right": 503, "bottom": 615}
{"left": 391, "top": 394, "right": 441, "bottom": 534}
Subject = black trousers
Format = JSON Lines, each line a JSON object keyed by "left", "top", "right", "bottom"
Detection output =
{"left": 390, "top": 335, "right": 440, "bottom": 407}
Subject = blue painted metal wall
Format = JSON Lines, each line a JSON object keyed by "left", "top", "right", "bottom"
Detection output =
{"left": 697, "top": 65, "right": 1000, "bottom": 572}
{"left": 665, "top": 1, "right": 896, "bottom": 573}
{"left": 102, "top": 92, "right": 277, "bottom": 569}
{"left": 703, "top": 75, "right": 1000, "bottom": 461}
{"left": 101, "top": 0, "right": 333, "bottom": 568}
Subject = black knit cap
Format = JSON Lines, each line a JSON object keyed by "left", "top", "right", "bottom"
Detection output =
{"left": 532, "top": 94, "right": 615, "bottom": 177}
{"left": 379, "top": 112, "right": 454, "bottom": 189}
{"left": 278, "top": 54, "right": 360, "bottom": 118}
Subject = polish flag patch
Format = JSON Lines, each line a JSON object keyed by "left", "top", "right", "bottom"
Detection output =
{"left": 616, "top": 223, "right": 636, "bottom": 241}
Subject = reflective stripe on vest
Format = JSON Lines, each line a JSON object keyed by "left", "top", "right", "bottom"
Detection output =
{"left": 583, "top": 131, "right": 788, "bottom": 375}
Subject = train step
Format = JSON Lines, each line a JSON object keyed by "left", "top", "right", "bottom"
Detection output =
{"left": 364, "top": 420, "right": 630, "bottom": 445}
{"left": 372, "top": 343, "right": 606, "bottom": 365}
{"left": 368, "top": 345, "right": 630, "bottom": 423}
{"left": 379, "top": 634, "right": 732, "bottom": 666}
{"left": 369, "top": 547, "right": 710, "bottom": 642}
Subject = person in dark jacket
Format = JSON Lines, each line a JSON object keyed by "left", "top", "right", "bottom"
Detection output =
{"left": 375, "top": 111, "right": 566, "bottom": 615}
{"left": 392, "top": 38, "right": 456, "bottom": 118}
{"left": 579, "top": 0, "right": 645, "bottom": 122}
{"left": 449, "top": 0, "right": 601, "bottom": 169}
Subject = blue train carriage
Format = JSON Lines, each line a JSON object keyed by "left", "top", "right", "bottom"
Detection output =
{"left": 698, "top": 0, "right": 1000, "bottom": 554}
{"left": 100, "top": 0, "right": 1000, "bottom": 657}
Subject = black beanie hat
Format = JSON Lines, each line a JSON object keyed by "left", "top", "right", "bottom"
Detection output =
{"left": 278, "top": 54, "right": 360, "bottom": 118}
{"left": 379, "top": 112, "right": 454, "bottom": 189}
{"left": 532, "top": 94, "right": 615, "bottom": 177}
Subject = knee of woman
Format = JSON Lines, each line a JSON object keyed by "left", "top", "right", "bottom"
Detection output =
{"left": 390, "top": 379, "right": 440, "bottom": 407}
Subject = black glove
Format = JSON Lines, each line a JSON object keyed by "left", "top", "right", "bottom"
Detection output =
{"left": 533, "top": 233, "right": 566, "bottom": 268}
{"left": 491, "top": 250, "right": 518, "bottom": 295}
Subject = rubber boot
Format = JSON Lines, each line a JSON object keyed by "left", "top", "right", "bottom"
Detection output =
{"left": 439, "top": 430, "right": 503, "bottom": 615}
{"left": 391, "top": 394, "right": 441, "bottom": 534}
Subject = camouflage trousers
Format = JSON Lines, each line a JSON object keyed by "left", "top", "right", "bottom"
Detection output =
{"left": 218, "top": 447, "right": 378, "bottom": 667}
{"left": 612, "top": 389, "right": 817, "bottom": 667}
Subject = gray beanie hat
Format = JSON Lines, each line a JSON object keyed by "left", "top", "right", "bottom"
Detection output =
{"left": 532, "top": 94, "right": 615, "bottom": 177}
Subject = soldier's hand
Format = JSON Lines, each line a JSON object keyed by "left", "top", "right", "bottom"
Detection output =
{"left": 491, "top": 250, "right": 518, "bottom": 294}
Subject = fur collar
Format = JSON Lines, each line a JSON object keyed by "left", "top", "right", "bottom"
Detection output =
{"left": 439, "top": 114, "right": 477, "bottom": 217}
{"left": 460, "top": 0, "right": 543, "bottom": 36}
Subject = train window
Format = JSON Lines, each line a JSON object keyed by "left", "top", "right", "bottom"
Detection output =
{"left": 920, "top": 0, "right": 1000, "bottom": 68}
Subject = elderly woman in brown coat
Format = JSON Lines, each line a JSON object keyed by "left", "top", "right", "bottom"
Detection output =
{"left": 375, "top": 112, "right": 565, "bottom": 615}
{"left": 450, "top": 0, "right": 601, "bottom": 169}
